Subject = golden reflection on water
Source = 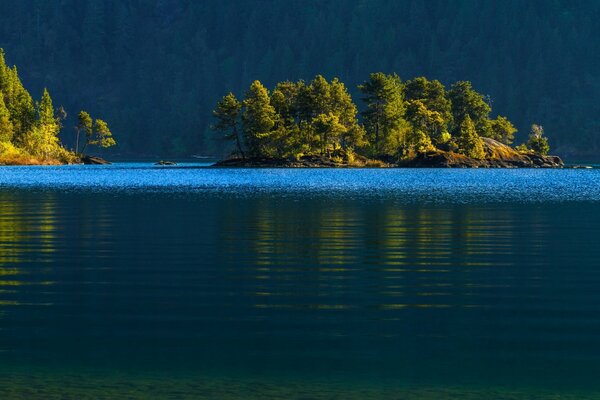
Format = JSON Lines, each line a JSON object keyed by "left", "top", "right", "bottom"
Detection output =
{"left": 0, "top": 192, "right": 59, "bottom": 308}
{"left": 215, "top": 200, "right": 549, "bottom": 312}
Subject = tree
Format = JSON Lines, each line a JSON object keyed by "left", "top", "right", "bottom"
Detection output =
{"left": 404, "top": 100, "right": 450, "bottom": 146}
{"left": 448, "top": 81, "right": 492, "bottom": 137}
{"left": 328, "top": 78, "right": 364, "bottom": 151}
{"left": 78, "top": 111, "right": 116, "bottom": 154}
{"left": 91, "top": 119, "right": 116, "bottom": 149}
{"left": 455, "top": 115, "right": 485, "bottom": 159}
{"left": 526, "top": 124, "right": 550, "bottom": 155}
{"left": 242, "top": 80, "right": 277, "bottom": 157}
{"left": 358, "top": 72, "right": 405, "bottom": 155}
{"left": 0, "top": 95, "right": 14, "bottom": 143}
{"left": 22, "top": 89, "right": 61, "bottom": 158}
{"left": 4, "top": 67, "right": 35, "bottom": 144}
{"left": 404, "top": 77, "right": 453, "bottom": 125}
{"left": 212, "top": 93, "right": 244, "bottom": 158}
{"left": 490, "top": 116, "right": 517, "bottom": 145}
{"left": 312, "top": 113, "right": 345, "bottom": 156}
{"left": 76, "top": 111, "right": 93, "bottom": 153}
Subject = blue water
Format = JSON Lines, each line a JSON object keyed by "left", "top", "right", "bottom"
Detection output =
{"left": 0, "top": 163, "right": 599, "bottom": 398}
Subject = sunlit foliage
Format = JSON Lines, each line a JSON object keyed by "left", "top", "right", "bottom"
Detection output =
{"left": 0, "top": 49, "right": 115, "bottom": 163}
{"left": 213, "top": 73, "right": 545, "bottom": 162}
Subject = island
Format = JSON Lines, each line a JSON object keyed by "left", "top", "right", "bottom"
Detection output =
{"left": 212, "top": 74, "right": 562, "bottom": 168}
{"left": 0, "top": 49, "right": 115, "bottom": 165}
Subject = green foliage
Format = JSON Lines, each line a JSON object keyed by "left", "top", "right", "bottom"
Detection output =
{"left": 358, "top": 72, "right": 405, "bottom": 155}
{"left": 0, "top": 49, "right": 114, "bottom": 163}
{"left": 78, "top": 110, "right": 116, "bottom": 153}
{"left": 242, "top": 80, "right": 277, "bottom": 157}
{"left": 405, "top": 100, "right": 450, "bottom": 147}
{"left": 213, "top": 73, "right": 543, "bottom": 163}
{"left": 526, "top": 124, "right": 550, "bottom": 155}
{"left": 455, "top": 115, "right": 485, "bottom": 159}
{"left": 91, "top": 119, "right": 116, "bottom": 148}
{"left": 1, "top": 1, "right": 598, "bottom": 155}
{"left": 490, "top": 116, "right": 517, "bottom": 145}
{"left": 405, "top": 77, "right": 453, "bottom": 126}
{"left": 0, "top": 95, "right": 14, "bottom": 142}
{"left": 312, "top": 113, "right": 346, "bottom": 155}
{"left": 213, "top": 93, "right": 244, "bottom": 157}
{"left": 448, "top": 81, "right": 492, "bottom": 137}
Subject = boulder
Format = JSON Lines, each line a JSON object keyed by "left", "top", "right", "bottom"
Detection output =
{"left": 81, "top": 155, "right": 111, "bottom": 165}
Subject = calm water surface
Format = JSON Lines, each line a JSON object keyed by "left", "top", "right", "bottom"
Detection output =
{"left": 0, "top": 163, "right": 599, "bottom": 398}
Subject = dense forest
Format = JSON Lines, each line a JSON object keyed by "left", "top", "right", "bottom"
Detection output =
{"left": 213, "top": 74, "right": 550, "bottom": 164}
{"left": 1, "top": 0, "right": 598, "bottom": 158}
{"left": 0, "top": 49, "right": 114, "bottom": 164}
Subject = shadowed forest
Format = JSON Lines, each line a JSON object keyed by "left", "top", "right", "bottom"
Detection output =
{"left": 1, "top": 0, "right": 598, "bottom": 158}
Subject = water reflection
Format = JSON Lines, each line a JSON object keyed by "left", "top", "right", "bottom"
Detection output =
{"left": 0, "top": 189, "right": 598, "bottom": 390}
{"left": 0, "top": 192, "right": 60, "bottom": 311}
{"left": 210, "top": 198, "right": 545, "bottom": 312}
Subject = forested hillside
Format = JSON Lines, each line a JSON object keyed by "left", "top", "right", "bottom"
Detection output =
{"left": 1, "top": 0, "right": 598, "bottom": 158}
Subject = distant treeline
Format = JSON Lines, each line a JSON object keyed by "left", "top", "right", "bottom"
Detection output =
{"left": 213, "top": 74, "right": 549, "bottom": 161}
{"left": 0, "top": 0, "right": 596, "bottom": 157}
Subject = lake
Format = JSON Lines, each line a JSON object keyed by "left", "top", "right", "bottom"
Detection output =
{"left": 0, "top": 163, "right": 599, "bottom": 399}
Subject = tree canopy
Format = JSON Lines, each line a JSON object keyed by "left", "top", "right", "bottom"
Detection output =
{"left": 213, "top": 73, "right": 551, "bottom": 162}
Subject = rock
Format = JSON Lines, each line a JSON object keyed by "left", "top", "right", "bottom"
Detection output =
{"left": 212, "top": 139, "right": 564, "bottom": 169}
{"left": 81, "top": 155, "right": 111, "bottom": 165}
{"left": 399, "top": 138, "right": 563, "bottom": 168}
{"left": 155, "top": 160, "right": 177, "bottom": 165}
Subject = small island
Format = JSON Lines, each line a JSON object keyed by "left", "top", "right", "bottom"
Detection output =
{"left": 212, "top": 74, "right": 562, "bottom": 168}
{"left": 0, "top": 49, "right": 115, "bottom": 165}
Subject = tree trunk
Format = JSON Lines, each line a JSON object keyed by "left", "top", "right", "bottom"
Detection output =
{"left": 234, "top": 127, "right": 245, "bottom": 159}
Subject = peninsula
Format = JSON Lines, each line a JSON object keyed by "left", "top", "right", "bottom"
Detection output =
{"left": 0, "top": 49, "right": 115, "bottom": 165}
{"left": 212, "top": 74, "right": 562, "bottom": 168}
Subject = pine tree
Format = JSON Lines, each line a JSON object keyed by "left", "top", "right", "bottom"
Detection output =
{"left": 404, "top": 77, "right": 453, "bottom": 126}
{"left": 212, "top": 93, "right": 244, "bottom": 158}
{"left": 23, "top": 88, "right": 60, "bottom": 158}
{"left": 312, "top": 113, "right": 345, "bottom": 156}
{"left": 358, "top": 72, "right": 405, "bottom": 155}
{"left": 0, "top": 95, "right": 14, "bottom": 143}
{"left": 526, "top": 124, "right": 550, "bottom": 155}
{"left": 242, "top": 80, "right": 276, "bottom": 157}
{"left": 448, "top": 81, "right": 492, "bottom": 137}
{"left": 455, "top": 115, "right": 485, "bottom": 159}
{"left": 78, "top": 111, "right": 116, "bottom": 154}
{"left": 76, "top": 111, "right": 93, "bottom": 153}
{"left": 405, "top": 100, "right": 450, "bottom": 147}
{"left": 490, "top": 116, "right": 517, "bottom": 145}
{"left": 3, "top": 66, "right": 35, "bottom": 143}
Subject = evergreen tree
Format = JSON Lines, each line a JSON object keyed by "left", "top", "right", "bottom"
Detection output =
{"left": 490, "top": 116, "right": 517, "bottom": 145}
{"left": 328, "top": 78, "right": 364, "bottom": 151}
{"left": 455, "top": 115, "right": 485, "bottom": 159}
{"left": 0, "top": 95, "right": 14, "bottom": 143}
{"left": 242, "top": 80, "right": 277, "bottom": 157}
{"left": 91, "top": 119, "right": 116, "bottom": 149}
{"left": 526, "top": 124, "right": 550, "bottom": 155}
{"left": 78, "top": 111, "right": 116, "bottom": 154}
{"left": 312, "top": 113, "right": 345, "bottom": 156}
{"left": 358, "top": 72, "right": 405, "bottom": 155}
{"left": 448, "top": 81, "right": 492, "bottom": 137}
{"left": 5, "top": 67, "right": 35, "bottom": 143}
{"left": 76, "top": 111, "right": 93, "bottom": 153}
{"left": 404, "top": 77, "right": 453, "bottom": 125}
{"left": 212, "top": 93, "right": 244, "bottom": 158}
{"left": 23, "top": 88, "right": 60, "bottom": 158}
{"left": 404, "top": 100, "right": 450, "bottom": 147}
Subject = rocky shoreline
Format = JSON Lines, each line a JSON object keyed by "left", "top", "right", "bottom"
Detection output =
{"left": 213, "top": 138, "right": 565, "bottom": 169}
